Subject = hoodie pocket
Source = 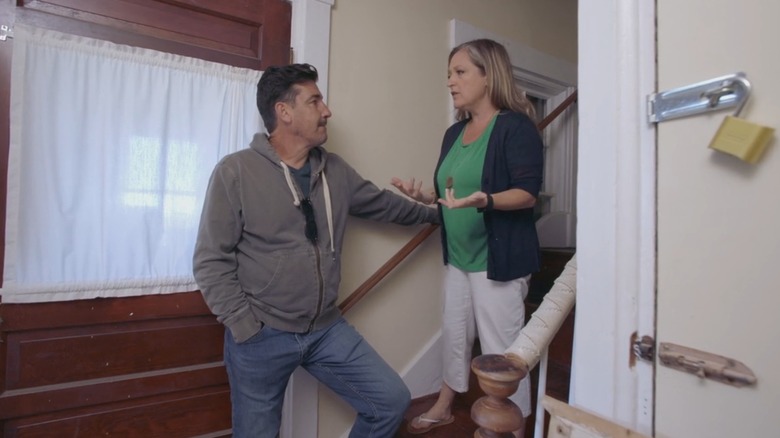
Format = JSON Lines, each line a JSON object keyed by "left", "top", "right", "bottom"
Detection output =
{"left": 238, "top": 249, "right": 321, "bottom": 318}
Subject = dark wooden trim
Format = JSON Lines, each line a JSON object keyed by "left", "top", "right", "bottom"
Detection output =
{"left": 5, "top": 386, "right": 232, "bottom": 437}
{"left": 14, "top": 0, "right": 292, "bottom": 69}
{"left": 259, "top": 0, "right": 293, "bottom": 69}
{"left": 0, "top": 290, "right": 209, "bottom": 331}
{"left": 0, "top": 362, "right": 227, "bottom": 420}
{"left": 0, "top": 291, "right": 232, "bottom": 436}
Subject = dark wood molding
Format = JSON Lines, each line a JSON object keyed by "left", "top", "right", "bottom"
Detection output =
{"left": 14, "top": 0, "right": 291, "bottom": 69}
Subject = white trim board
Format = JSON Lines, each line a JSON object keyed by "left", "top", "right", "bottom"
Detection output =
{"left": 400, "top": 330, "right": 444, "bottom": 399}
{"left": 282, "top": 2, "right": 334, "bottom": 437}
{"left": 573, "top": 1, "right": 655, "bottom": 435}
{"left": 290, "top": 0, "right": 333, "bottom": 101}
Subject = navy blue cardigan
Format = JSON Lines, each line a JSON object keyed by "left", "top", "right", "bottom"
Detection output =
{"left": 434, "top": 111, "right": 543, "bottom": 281}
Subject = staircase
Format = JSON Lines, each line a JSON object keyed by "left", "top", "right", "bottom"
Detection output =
{"left": 395, "top": 248, "right": 575, "bottom": 438}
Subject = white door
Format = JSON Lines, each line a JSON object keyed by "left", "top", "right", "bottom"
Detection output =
{"left": 656, "top": 1, "right": 780, "bottom": 436}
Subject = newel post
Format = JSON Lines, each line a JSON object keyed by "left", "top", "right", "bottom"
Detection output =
{"left": 470, "top": 354, "right": 528, "bottom": 438}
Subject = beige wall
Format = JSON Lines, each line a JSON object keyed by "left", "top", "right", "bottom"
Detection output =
{"left": 320, "top": 1, "right": 577, "bottom": 436}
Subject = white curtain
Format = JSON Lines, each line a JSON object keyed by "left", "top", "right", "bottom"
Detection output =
{"left": 2, "top": 24, "right": 264, "bottom": 303}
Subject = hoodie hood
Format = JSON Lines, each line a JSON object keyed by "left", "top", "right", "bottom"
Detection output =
{"left": 249, "top": 133, "right": 335, "bottom": 253}
{"left": 248, "top": 133, "right": 328, "bottom": 177}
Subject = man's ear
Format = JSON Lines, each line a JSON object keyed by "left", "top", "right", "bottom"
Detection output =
{"left": 275, "top": 101, "right": 292, "bottom": 125}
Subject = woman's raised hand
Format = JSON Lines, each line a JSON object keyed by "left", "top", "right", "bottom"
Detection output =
{"left": 391, "top": 177, "right": 426, "bottom": 203}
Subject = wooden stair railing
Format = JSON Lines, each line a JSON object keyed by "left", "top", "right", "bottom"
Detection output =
{"left": 339, "top": 89, "right": 578, "bottom": 316}
{"left": 537, "top": 90, "right": 578, "bottom": 133}
{"left": 338, "top": 223, "right": 439, "bottom": 313}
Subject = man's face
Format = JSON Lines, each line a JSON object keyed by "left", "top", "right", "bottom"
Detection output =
{"left": 287, "top": 81, "right": 332, "bottom": 148}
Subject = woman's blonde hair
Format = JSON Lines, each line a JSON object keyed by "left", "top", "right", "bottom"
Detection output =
{"left": 449, "top": 39, "right": 536, "bottom": 121}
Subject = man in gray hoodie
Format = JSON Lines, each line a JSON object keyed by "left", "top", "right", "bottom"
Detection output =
{"left": 193, "top": 63, "right": 439, "bottom": 438}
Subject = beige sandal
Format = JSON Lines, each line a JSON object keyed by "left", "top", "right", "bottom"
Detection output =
{"left": 406, "top": 414, "right": 455, "bottom": 434}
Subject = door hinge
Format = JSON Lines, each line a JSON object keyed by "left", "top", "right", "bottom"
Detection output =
{"left": 632, "top": 335, "right": 655, "bottom": 362}
{"left": 658, "top": 342, "right": 757, "bottom": 387}
{"left": 289, "top": 47, "right": 294, "bottom": 64}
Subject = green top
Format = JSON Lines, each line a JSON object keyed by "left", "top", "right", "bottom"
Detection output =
{"left": 436, "top": 114, "right": 498, "bottom": 272}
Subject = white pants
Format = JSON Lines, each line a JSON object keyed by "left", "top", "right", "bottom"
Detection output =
{"left": 441, "top": 265, "right": 532, "bottom": 417}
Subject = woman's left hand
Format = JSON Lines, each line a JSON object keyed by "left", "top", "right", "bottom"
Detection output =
{"left": 440, "top": 188, "right": 488, "bottom": 209}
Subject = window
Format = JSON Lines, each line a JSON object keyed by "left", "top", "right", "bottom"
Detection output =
{"left": 2, "top": 24, "right": 264, "bottom": 302}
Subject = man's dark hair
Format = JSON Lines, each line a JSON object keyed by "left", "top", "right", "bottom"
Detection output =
{"left": 257, "top": 63, "right": 319, "bottom": 134}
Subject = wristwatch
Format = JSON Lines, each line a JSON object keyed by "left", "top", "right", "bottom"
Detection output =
{"left": 478, "top": 193, "right": 494, "bottom": 213}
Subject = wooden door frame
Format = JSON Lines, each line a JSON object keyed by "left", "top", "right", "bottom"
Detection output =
{"left": 574, "top": 1, "right": 655, "bottom": 435}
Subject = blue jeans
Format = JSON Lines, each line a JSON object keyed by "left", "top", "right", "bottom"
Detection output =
{"left": 223, "top": 317, "right": 410, "bottom": 438}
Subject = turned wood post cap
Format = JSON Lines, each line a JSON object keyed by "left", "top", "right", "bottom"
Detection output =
{"left": 471, "top": 354, "right": 528, "bottom": 382}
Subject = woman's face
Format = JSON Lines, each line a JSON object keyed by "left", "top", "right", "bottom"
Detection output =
{"left": 447, "top": 49, "right": 489, "bottom": 112}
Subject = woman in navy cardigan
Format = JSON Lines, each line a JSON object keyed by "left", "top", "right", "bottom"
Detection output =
{"left": 392, "top": 38, "right": 543, "bottom": 437}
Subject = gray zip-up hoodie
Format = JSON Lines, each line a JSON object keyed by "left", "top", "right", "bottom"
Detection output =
{"left": 193, "top": 133, "right": 439, "bottom": 343}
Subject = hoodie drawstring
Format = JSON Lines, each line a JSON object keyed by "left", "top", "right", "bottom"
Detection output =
{"left": 280, "top": 161, "right": 335, "bottom": 254}
{"left": 280, "top": 161, "right": 302, "bottom": 207}
{"left": 321, "top": 172, "right": 335, "bottom": 254}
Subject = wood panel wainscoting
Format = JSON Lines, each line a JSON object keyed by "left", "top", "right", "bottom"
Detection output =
{"left": 0, "top": 292, "right": 231, "bottom": 437}
{"left": 0, "top": 1, "right": 291, "bottom": 436}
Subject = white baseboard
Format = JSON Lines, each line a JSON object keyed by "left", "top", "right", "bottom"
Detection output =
{"left": 400, "top": 329, "right": 443, "bottom": 399}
